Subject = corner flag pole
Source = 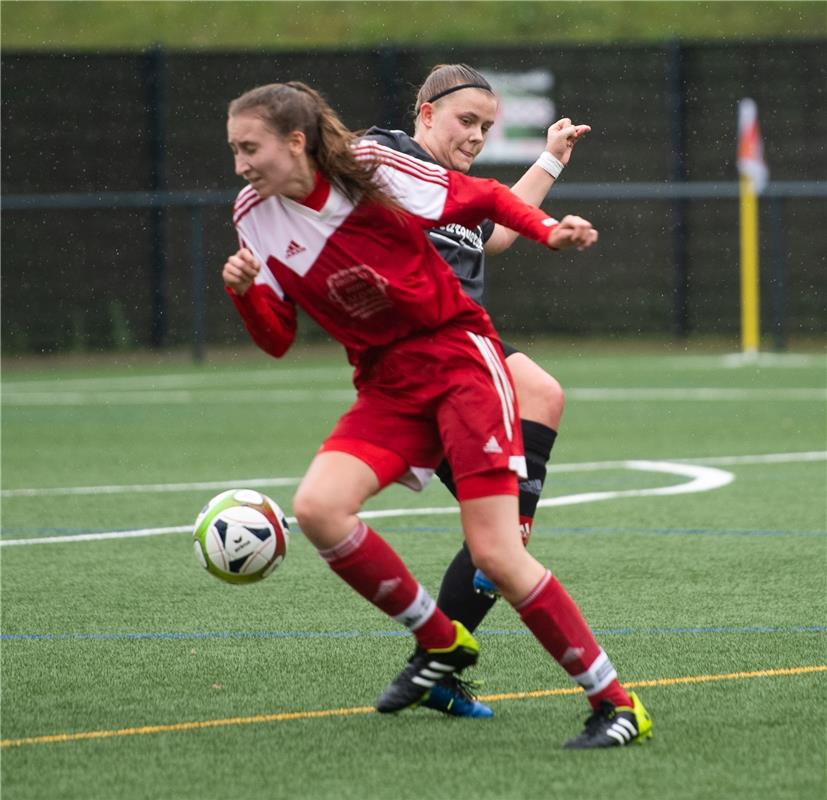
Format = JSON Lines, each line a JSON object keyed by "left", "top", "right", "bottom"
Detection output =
{"left": 737, "top": 98, "right": 768, "bottom": 357}
{"left": 739, "top": 173, "right": 760, "bottom": 354}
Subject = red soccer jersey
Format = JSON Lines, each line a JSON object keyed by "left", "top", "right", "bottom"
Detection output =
{"left": 229, "top": 139, "right": 558, "bottom": 367}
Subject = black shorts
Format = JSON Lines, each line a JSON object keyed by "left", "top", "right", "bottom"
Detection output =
{"left": 501, "top": 340, "right": 521, "bottom": 359}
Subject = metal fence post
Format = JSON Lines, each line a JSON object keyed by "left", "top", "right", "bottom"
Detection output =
{"left": 145, "top": 44, "right": 168, "bottom": 348}
{"left": 769, "top": 196, "right": 787, "bottom": 351}
{"left": 667, "top": 38, "right": 690, "bottom": 338}
{"left": 191, "top": 205, "right": 206, "bottom": 363}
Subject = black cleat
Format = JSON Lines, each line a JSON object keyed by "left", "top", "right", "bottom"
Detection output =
{"left": 564, "top": 692, "right": 653, "bottom": 749}
{"left": 376, "top": 622, "right": 480, "bottom": 713}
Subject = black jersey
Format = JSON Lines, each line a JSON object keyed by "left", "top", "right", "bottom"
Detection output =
{"left": 364, "top": 127, "right": 494, "bottom": 305}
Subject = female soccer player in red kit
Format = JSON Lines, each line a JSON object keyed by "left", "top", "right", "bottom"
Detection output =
{"left": 222, "top": 81, "right": 652, "bottom": 748}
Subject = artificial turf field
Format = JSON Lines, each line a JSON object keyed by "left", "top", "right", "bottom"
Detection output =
{"left": 1, "top": 341, "right": 825, "bottom": 800}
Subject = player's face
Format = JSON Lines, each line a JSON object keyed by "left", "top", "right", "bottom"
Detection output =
{"left": 419, "top": 88, "right": 498, "bottom": 173}
{"left": 227, "top": 113, "right": 312, "bottom": 199}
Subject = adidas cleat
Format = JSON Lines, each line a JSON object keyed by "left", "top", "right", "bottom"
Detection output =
{"left": 376, "top": 621, "right": 480, "bottom": 713}
{"left": 472, "top": 568, "right": 500, "bottom": 598}
{"left": 564, "top": 691, "right": 653, "bottom": 749}
{"left": 421, "top": 675, "right": 494, "bottom": 718}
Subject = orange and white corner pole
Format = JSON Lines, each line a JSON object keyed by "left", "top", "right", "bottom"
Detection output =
{"left": 737, "top": 98, "right": 768, "bottom": 356}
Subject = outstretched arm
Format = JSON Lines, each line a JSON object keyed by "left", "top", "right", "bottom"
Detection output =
{"left": 354, "top": 139, "right": 596, "bottom": 252}
{"left": 485, "top": 118, "right": 590, "bottom": 255}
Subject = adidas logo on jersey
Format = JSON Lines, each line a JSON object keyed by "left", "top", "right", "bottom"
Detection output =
{"left": 483, "top": 436, "right": 502, "bottom": 454}
{"left": 285, "top": 240, "right": 306, "bottom": 258}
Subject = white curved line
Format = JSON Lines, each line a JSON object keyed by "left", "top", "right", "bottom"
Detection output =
{"left": 0, "top": 460, "right": 734, "bottom": 547}
{"left": 536, "top": 460, "right": 734, "bottom": 509}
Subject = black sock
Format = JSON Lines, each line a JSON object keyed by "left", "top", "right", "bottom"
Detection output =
{"left": 434, "top": 460, "right": 496, "bottom": 631}
{"left": 432, "top": 423, "right": 557, "bottom": 634}
{"left": 518, "top": 420, "right": 557, "bottom": 521}
{"left": 436, "top": 541, "right": 497, "bottom": 633}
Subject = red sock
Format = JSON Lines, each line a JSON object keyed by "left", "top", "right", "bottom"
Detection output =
{"left": 519, "top": 515, "right": 533, "bottom": 546}
{"left": 516, "top": 571, "right": 632, "bottom": 709}
{"left": 318, "top": 521, "right": 455, "bottom": 650}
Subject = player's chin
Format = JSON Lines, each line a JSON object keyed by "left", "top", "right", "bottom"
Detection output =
{"left": 452, "top": 152, "right": 476, "bottom": 172}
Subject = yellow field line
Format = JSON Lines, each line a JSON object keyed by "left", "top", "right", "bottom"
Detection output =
{"left": 478, "top": 664, "right": 827, "bottom": 702}
{"left": 2, "top": 664, "right": 824, "bottom": 749}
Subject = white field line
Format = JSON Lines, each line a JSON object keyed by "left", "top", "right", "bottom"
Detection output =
{"left": 2, "top": 387, "right": 825, "bottom": 406}
{"left": 1, "top": 367, "right": 351, "bottom": 392}
{"left": 7, "top": 453, "right": 818, "bottom": 548}
{"left": 0, "top": 477, "right": 303, "bottom": 498}
{"left": 3, "top": 352, "right": 822, "bottom": 395}
{"left": 4, "top": 451, "right": 821, "bottom": 500}
{"left": 0, "top": 389, "right": 357, "bottom": 406}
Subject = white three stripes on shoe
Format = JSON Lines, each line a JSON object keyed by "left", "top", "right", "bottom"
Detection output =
{"left": 411, "top": 660, "right": 456, "bottom": 688}
{"left": 606, "top": 716, "right": 638, "bottom": 745}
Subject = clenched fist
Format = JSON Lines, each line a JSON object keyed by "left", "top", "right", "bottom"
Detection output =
{"left": 223, "top": 248, "right": 261, "bottom": 296}
{"left": 546, "top": 215, "right": 598, "bottom": 251}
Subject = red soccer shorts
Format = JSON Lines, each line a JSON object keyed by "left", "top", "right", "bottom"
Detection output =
{"left": 319, "top": 325, "right": 526, "bottom": 500}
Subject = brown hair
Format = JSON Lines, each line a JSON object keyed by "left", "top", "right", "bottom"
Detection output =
{"left": 413, "top": 64, "right": 494, "bottom": 119}
{"left": 229, "top": 81, "right": 392, "bottom": 207}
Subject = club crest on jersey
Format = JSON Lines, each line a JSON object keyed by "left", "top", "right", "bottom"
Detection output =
{"left": 285, "top": 239, "right": 306, "bottom": 258}
{"left": 327, "top": 264, "right": 393, "bottom": 319}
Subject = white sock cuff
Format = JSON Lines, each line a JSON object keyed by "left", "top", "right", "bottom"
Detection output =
{"left": 317, "top": 520, "right": 368, "bottom": 564}
{"left": 572, "top": 649, "right": 618, "bottom": 696}
{"left": 515, "top": 570, "right": 553, "bottom": 611}
{"left": 393, "top": 583, "right": 437, "bottom": 631}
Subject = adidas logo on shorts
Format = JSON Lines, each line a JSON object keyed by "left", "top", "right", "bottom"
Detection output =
{"left": 483, "top": 436, "right": 502, "bottom": 454}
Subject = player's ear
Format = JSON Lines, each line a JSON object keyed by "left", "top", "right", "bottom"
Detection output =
{"left": 418, "top": 102, "right": 435, "bottom": 129}
{"left": 286, "top": 130, "right": 307, "bottom": 156}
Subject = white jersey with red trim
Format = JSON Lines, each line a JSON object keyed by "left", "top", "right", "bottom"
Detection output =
{"left": 229, "top": 139, "right": 558, "bottom": 367}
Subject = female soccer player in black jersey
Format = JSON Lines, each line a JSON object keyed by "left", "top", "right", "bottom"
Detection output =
{"left": 366, "top": 64, "right": 591, "bottom": 718}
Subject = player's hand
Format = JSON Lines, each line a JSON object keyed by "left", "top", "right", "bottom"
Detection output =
{"left": 545, "top": 118, "right": 591, "bottom": 167}
{"left": 223, "top": 248, "right": 261, "bottom": 296}
{"left": 547, "top": 215, "right": 598, "bottom": 251}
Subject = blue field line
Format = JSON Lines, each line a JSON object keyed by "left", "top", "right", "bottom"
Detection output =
{"left": 2, "top": 624, "right": 824, "bottom": 643}
{"left": 2, "top": 524, "right": 825, "bottom": 541}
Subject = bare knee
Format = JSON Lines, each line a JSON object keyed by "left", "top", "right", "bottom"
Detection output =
{"left": 292, "top": 484, "right": 354, "bottom": 546}
{"left": 467, "top": 541, "right": 544, "bottom": 603}
{"left": 510, "top": 357, "right": 565, "bottom": 429}
{"left": 467, "top": 540, "right": 522, "bottom": 587}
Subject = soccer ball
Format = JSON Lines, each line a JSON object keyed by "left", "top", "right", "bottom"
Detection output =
{"left": 193, "top": 489, "right": 289, "bottom": 584}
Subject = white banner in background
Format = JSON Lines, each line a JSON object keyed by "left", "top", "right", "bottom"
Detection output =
{"left": 475, "top": 69, "right": 556, "bottom": 163}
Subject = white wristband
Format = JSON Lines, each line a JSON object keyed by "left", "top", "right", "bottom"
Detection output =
{"left": 535, "top": 151, "right": 564, "bottom": 179}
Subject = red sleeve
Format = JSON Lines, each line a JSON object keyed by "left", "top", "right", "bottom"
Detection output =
{"left": 353, "top": 140, "right": 557, "bottom": 245}
{"left": 437, "top": 172, "right": 558, "bottom": 245}
{"left": 354, "top": 140, "right": 558, "bottom": 244}
{"left": 226, "top": 282, "right": 297, "bottom": 359}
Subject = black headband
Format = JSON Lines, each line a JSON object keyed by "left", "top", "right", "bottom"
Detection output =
{"left": 426, "top": 83, "right": 493, "bottom": 104}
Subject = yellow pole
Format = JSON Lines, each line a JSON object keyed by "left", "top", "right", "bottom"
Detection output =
{"left": 739, "top": 174, "right": 760, "bottom": 354}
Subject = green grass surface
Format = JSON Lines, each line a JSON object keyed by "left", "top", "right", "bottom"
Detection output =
{"left": 1, "top": 342, "right": 826, "bottom": 799}
{"left": 2, "top": 0, "right": 825, "bottom": 50}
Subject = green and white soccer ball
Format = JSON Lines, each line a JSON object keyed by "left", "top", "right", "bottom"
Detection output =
{"left": 193, "top": 489, "right": 289, "bottom": 584}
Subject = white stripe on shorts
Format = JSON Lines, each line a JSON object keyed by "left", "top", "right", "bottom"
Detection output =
{"left": 466, "top": 332, "right": 515, "bottom": 441}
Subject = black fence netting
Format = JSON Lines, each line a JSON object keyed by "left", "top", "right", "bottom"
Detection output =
{"left": 2, "top": 41, "right": 825, "bottom": 353}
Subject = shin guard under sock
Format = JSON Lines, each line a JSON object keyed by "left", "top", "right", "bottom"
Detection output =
{"left": 516, "top": 571, "right": 632, "bottom": 709}
{"left": 518, "top": 420, "right": 557, "bottom": 534}
{"left": 319, "top": 521, "right": 455, "bottom": 650}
